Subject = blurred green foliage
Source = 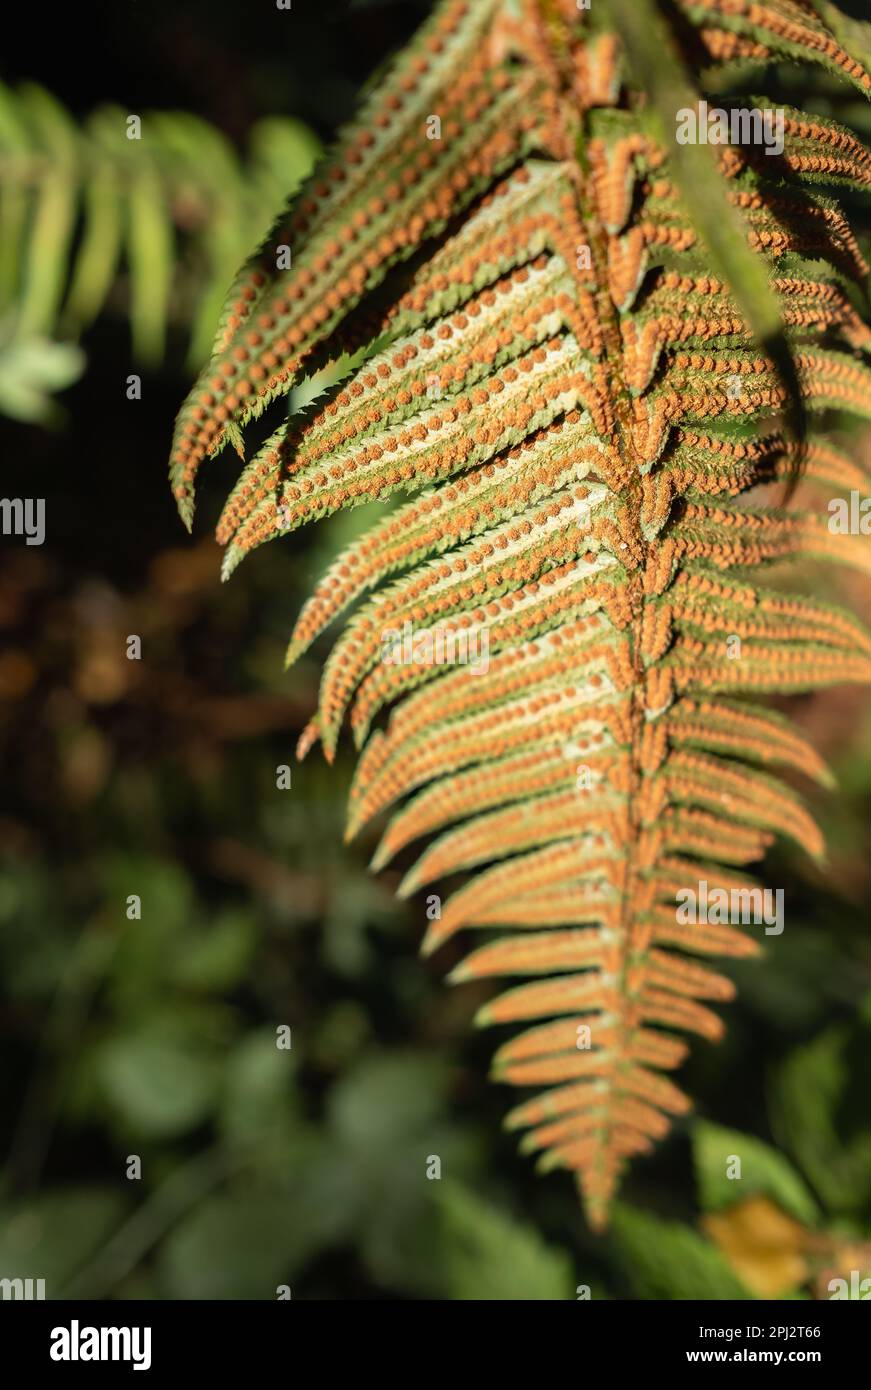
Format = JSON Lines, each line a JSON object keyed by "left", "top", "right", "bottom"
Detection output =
{"left": 1, "top": 496, "right": 869, "bottom": 1298}
{"left": 0, "top": 79, "right": 320, "bottom": 419}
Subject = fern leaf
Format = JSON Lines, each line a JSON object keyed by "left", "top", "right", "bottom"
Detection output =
{"left": 0, "top": 80, "right": 319, "bottom": 377}
{"left": 169, "top": 0, "right": 871, "bottom": 1229}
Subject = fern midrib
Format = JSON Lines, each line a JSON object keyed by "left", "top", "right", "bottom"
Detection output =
{"left": 559, "top": 30, "right": 652, "bottom": 1223}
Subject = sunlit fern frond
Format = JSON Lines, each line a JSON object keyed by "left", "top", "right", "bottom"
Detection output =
{"left": 168, "top": 0, "right": 871, "bottom": 1230}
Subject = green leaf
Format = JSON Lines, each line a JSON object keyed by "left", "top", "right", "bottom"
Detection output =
{"left": 327, "top": 1052, "right": 449, "bottom": 1149}
{"left": 62, "top": 163, "right": 123, "bottom": 332}
{"left": 172, "top": 911, "right": 256, "bottom": 992}
{"left": 0, "top": 332, "right": 83, "bottom": 422}
{"left": 434, "top": 1180, "right": 575, "bottom": 1300}
{"left": 158, "top": 1192, "right": 317, "bottom": 1299}
{"left": 126, "top": 160, "right": 174, "bottom": 363}
{"left": 693, "top": 1121, "right": 821, "bottom": 1225}
{"left": 94, "top": 1026, "right": 219, "bottom": 1138}
{"left": 323, "top": 1054, "right": 479, "bottom": 1291}
{"left": 609, "top": 1204, "right": 754, "bottom": 1299}
{"left": 814, "top": 1, "right": 871, "bottom": 73}
{"left": 248, "top": 116, "right": 321, "bottom": 192}
{"left": 219, "top": 1028, "right": 299, "bottom": 1148}
{"left": 16, "top": 85, "right": 78, "bottom": 337}
{"left": 0, "top": 87, "right": 30, "bottom": 308}
{"left": 771, "top": 1021, "right": 871, "bottom": 1216}
{"left": 0, "top": 1189, "right": 126, "bottom": 1294}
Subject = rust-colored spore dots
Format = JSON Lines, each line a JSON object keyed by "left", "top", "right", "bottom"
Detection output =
{"left": 166, "top": 0, "right": 871, "bottom": 1229}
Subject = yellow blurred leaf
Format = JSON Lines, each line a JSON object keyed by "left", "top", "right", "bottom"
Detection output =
{"left": 702, "top": 1196, "right": 810, "bottom": 1298}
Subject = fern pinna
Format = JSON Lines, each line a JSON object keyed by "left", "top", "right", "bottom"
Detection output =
{"left": 168, "top": 0, "right": 871, "bottom": 1229}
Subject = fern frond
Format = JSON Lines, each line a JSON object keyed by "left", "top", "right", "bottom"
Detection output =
{"left": 169, "top": 0, "right": 871, "bottom": 1229}
{"left": 0, "top": 81, "right": 319, "bottom": 370}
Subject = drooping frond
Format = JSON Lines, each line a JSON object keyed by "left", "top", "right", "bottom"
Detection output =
{"left": 0, "top": 80, "right": 319, "bottom": 376}
{"left": 168, "top": 0, "right": 871, "bottom": 1229}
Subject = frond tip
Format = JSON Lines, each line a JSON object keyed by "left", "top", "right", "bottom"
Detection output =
{"left": 169, "top": 0, "right": 871, "bottom": 1229}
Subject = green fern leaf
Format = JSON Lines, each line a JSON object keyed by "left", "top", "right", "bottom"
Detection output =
{"left": 0, "top": 81, "right": 320, "bottom": 374}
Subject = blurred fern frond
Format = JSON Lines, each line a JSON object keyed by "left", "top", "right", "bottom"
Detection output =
{"left": 0, "top": 81, "right": 320, "bottom": 417}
